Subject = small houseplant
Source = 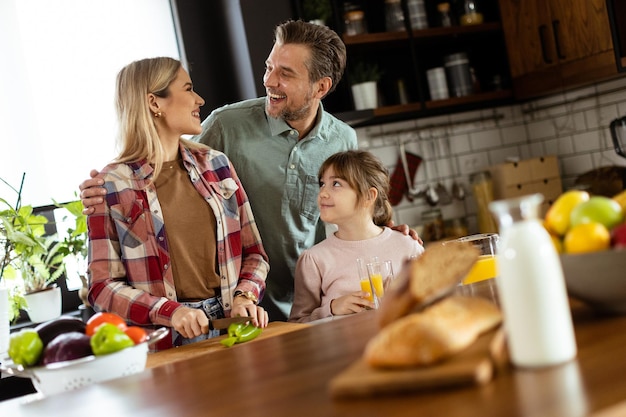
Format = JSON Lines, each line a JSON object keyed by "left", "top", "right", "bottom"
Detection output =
{"left": 302, "top": 0, "right": 333, "bottom": 25}
{"left": 348, "top": 60, "right": 382, "bottom": 85}
{"left": 1, "top": 175, "right": 66, "bottom": 323}
{"left": 54, "top": 197, "right": 91, "bottom": 313}
{"left": 348, "top": 60, "right": 382, "bottom": 110}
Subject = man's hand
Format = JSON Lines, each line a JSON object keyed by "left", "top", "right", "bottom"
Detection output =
{"left": 78, "top": 169, "right": 105, "bottom": 215}
{"left": 387, "top": 220, "right": 423, "bottom": 245}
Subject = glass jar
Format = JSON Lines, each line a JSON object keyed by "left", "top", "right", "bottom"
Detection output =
{"left": 421, "top": 208, "right": 445, "bottom": 243}
{"left": 460, "top": 0, "right": 484, "bottom": 25}
{"left": 344, "top": 8, "right": 367, "bottom": 36}
{"left": 470, "top": 171, "right": 498, "bottom": 233}
{"left": 437, "top": 2, "right": 453, "bottom": 27}
{"left": 407, "top": 0, "right": 428, "bottom": 30}
{"left": 385, "top": 0, "right": 405, "bottom": 32}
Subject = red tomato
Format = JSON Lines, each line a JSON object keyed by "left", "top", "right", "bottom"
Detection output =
{"left": 85, "top": 312, "right": 127, "bottom": 336}
{"left": 124, "top": 326, "right": 148, "bottom": 344}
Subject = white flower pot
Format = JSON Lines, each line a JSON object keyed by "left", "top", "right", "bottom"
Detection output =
{"left": 351, "top": 81, "right": 378, "bottom": 110}
{"left": 0, "top": 286, "right": 10, "bottom": 355}
{"left": 24, "top": 286, "right": 62, "bottom": 323}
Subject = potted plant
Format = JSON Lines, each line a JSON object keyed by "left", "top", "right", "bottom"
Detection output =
{"left": 54, "top": 197, "right": 92, "bottom": 320}
{"left": 1, "top": 175, "right": 66, "bottom": 323}
{"left": 302, "top": 0, "right": 332, "bottom": 25}
{"left": 348, "top": 60, "right": 382, "bottom": 110}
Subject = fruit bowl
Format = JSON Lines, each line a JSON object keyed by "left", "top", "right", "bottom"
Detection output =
{"left": 560, "top": 249, "right": 626, "bottom": 314}
{"left": 0, "top": 327, "right": 168, "bottom": 396}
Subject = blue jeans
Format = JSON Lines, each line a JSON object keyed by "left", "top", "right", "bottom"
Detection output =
{"left": 174, "top": 296, "right": 224, "bottom": 346}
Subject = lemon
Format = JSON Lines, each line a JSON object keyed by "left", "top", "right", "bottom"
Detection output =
{"left": 544, "top": 190, "right": 590, "bottom": 236}
{"left": 563, "top": 222, "right": 610, "bottom": 254}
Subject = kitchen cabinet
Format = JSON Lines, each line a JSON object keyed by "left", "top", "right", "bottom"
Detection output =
{"left": 498, "top": 0, "right": 618, "bottom": 99}
{"left": 607, "top": 0, "right": 626, "bottom": 72}
{"left": 294, "top": 0, "right": 514, "bottom": 127}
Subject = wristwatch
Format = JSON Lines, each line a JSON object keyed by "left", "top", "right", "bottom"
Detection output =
{"left": 234, "top": 290, "right": 258, "bottom": 305}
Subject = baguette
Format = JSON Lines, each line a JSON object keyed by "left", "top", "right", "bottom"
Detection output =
{"left": 364, "top": 296, "right": 502, "bottom": 368}
{"left": 377, "top": 241, "right": 479, "bottom": 328}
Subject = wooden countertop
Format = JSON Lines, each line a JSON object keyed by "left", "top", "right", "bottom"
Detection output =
{"left": 2, "top": 302, "right": 626, "bottom": 416}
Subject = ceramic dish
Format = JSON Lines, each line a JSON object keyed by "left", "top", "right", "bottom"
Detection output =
{"left": 560, "top": 249, "right": 626, "bottom": 314}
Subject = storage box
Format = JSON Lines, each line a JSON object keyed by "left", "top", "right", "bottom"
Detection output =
{"left": 488, "top": 156, "right": 562, "bottom": 215}
{"left": 529, "top": 156, "right": 560, "bottom": 181}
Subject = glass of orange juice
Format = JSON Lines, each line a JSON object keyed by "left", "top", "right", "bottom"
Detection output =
{"left": 452, "top": 233, "right": 500, "bottom": 304}
{"left": 366, "top": 260, "right": 393, "bottom": 301}
{"left": 356, "top": 257, "right": 378, "bottom": 308}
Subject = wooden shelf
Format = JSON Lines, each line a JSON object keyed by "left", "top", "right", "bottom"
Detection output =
{"left": 373, "top": 101, "right": 423, "bottom": 116}
{"left": 335, "top": 89, "right": 514, "bottom": 127}
{"left": 342, "top": 22, "right": 503, "bottom": 46}
{"left": 424, "top": 89, "right": 513, "bottom": 110}
{"left": 319, "top": 0, "right": 512, "bottom": 127}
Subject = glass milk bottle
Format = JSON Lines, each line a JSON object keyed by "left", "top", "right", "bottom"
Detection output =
{"left": 489, "top": 193, "right": 577, "bottom": 367}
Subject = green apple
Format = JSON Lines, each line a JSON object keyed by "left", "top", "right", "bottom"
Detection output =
{"left": 570, "top": 196, "right": 624, "bottom": 230}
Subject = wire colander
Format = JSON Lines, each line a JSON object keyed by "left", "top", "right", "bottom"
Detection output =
{"left": 0, "top": 327, "right": 168, "bottom": 396}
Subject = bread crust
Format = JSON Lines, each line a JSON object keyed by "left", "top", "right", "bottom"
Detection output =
{"left": 364, "top": 296, "right": 502, "bottom": 368}
{"left": 377, "top": 241, "right": 480, "bottom": 328}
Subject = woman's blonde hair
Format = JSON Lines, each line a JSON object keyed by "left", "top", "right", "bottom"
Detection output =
{"left": 113, "top": 57, "right": 204, "bottom": 180}
{"left": 319, "top": 150, "right": 393, "bottom": 226}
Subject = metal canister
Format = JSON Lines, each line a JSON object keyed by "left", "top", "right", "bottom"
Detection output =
{"left": 444, "top": 52, "right": 474, "bottom": 97}
{"left": 385, "top": 0, "right": 405, "bottom": 32}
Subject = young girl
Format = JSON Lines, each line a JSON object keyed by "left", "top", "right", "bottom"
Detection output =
{"left": 289, "top": 150, "right": 424, "bottom": 323}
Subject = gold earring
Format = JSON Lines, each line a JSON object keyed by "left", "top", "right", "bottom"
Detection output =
{"left": 154, "top": 112, "right": 162, "bottom": 118}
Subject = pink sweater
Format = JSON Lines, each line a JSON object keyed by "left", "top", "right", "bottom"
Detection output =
{"left": 289, "top": 227, "right": 424, "bottom": 323}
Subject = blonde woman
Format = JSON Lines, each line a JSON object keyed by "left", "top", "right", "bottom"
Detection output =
{"left": 88, "top": 57, "right": 269, "bottom": 350}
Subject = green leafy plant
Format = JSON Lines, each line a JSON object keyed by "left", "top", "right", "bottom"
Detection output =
{"left": 1, "top": 175, "right": 66, "bottom": 322}
{"left": 348, "top": 60, "right": 382, "bottom": 84}
{"left": 302, "top": 0, "right": 332, "bottom": 23}
{"left": 54, "top": 197, "right": 87, "bottom": 260}
{"left": 0, "top": 200, "right": 65, "bottom": 286}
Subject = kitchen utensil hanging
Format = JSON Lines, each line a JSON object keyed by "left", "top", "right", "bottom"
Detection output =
{"left": 444, "top": 134, "right": 466, "bottom": 200}
{"left": 399, "top": 140, "right": 426, "bottom": 201}
{"left": 420, "top": 135, "right": 440, "bottom": 206}
{"left": 430, "top": 137, "right": 452, "bottom": 205}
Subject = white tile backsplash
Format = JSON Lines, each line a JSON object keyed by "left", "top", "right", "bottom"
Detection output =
{"left": 358, "top": 78, "right": 626, "bottom": 235}
{"left": 573, "top": 131, "right": 602, "bottom": 152}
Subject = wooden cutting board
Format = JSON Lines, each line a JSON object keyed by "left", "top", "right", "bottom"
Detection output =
{"left": 329, "top": 328, "right": 507, "bottom": 399}
{"left": 146, "top": 321, "right": 308, "bottom": 369}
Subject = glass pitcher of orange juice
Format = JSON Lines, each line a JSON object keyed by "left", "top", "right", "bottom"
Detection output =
{"left": 456, "top": 233, "right": 499, "bottom": 284}
{"left": 449, "top": 233, "right": 500, "bottom": 304}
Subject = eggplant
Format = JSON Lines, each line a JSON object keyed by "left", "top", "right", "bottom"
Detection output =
{"left": 42, "top": 332, "right": 93, "bottom": 365}
{"left": 35, "top": 316, "right": 87, "bottom": 347}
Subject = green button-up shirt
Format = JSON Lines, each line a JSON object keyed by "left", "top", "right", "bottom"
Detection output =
{"left": 195, "top": 97, "right": 357, "bottom": 320}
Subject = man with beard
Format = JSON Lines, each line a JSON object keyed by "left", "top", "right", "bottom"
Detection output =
{"left": 195, "top": 20, "right": 357, "bottom": 321}
{"left": 80, "top": 20, "right": 418, "bottom": 321}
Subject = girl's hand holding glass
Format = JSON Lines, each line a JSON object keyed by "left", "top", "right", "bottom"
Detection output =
{"left": 330, "top": 291, "right": 376, "bottom": 316}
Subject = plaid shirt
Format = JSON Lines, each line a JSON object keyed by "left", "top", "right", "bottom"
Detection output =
{"left": 88, "top": 143, "right": 268, "bottom": 349}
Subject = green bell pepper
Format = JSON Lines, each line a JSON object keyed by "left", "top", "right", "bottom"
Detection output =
{"left": 90, "top": 322, "right": 134, "bottom": 356}
{"left": 8, "top": 328, "right": 44, "bottom": 366}
{"left": 221, "top": 323, "right": 262, "bottom": 347}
